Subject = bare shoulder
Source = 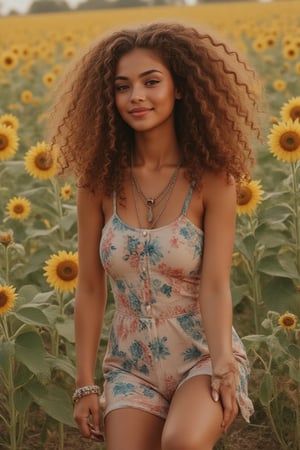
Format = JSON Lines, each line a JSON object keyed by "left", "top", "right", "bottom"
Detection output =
{"left": 202, "top": 170, "right": 236, "bottom": 206}
{"left": 77, "top": 186, "right": 105, "bottom": 231}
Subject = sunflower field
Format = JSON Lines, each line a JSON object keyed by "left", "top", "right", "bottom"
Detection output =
{"left": 0, "top": 2, "right": 300, "bottom": 449}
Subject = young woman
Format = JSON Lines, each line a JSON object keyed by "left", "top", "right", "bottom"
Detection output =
{"left": 48, "top": 21, "right": 261, "bottom": 450}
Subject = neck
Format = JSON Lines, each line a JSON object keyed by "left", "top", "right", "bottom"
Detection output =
{"left": 133, "top": 130, "right": 180, "bottom": 169}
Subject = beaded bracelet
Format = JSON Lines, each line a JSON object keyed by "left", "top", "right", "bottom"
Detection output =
{"left": 72, "top": 385, "right": 100, "bottom": 405}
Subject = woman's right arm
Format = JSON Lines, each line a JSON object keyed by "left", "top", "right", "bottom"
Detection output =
{"left": 73, "top": 186, "right": 107, "bottom": 440}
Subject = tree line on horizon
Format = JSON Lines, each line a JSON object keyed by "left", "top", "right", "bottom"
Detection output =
{"left": 3, "top": 0, "right": 253, "bottom": 16}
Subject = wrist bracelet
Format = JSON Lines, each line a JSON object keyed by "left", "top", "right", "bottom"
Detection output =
{"left": 72, "top": 384, "right": 100, "bottom": 404}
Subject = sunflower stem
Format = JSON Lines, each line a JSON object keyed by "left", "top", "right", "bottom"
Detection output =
{"left": 249, "top": 214, "right": 262, "bottom": 333}
{"left": 4, "top": 245, "right": 10, "bottom": 284}
{"left": 291, "top": 162, "right": 300, "bottom": 280}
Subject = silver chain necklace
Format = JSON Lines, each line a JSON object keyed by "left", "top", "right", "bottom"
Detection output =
{"left": 131, "top": 158, "right": 181, "bottom": 228}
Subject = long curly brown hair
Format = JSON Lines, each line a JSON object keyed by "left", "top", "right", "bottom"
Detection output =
{"left": 46, "top": 21, "right": 262, "bottom": 195}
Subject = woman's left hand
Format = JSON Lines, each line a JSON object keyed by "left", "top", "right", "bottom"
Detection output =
{"left": 211, "top": 361, "right": 239, "bottom": 432}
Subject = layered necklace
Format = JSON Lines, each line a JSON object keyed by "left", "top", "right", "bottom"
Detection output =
{"left": 131, "top": 157, "right": 181, "bottom": 229}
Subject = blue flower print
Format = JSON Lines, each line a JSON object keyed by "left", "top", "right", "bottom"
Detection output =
{"left": 160, "top": 284, "right": 172, "bottom": 297}
{"left": 116, "top": 280, "right": 126, "bottom": 292}
{"left": 113, "top": 382, "right": 135, "bottom": 397}
{"left": 112, "top": 215, "right": 130, "bottom": 231}
{"left": 128, "top": 292, "right": 142, "bottom": 313}
{"left": 144, "top": 239, "right": 163, "bottom": 265}
{"left": 148, "top": 336, "right": 170, "bottom": 360}
{"left": 141, "top": 384, "right": 155, "bottom": 398}
{"left": 177, "top": 313, "right": 202, "bottom": 341}
{"left": 182, "top": 345, "right": 202, "bottom": 361}
{"left": 129, "top": 340, "right": 144, "bottom": 360}
{"left": 123, "top": 236, "right": 141, "bottom": 262}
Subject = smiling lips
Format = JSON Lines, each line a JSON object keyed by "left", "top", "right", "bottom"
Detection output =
{"left": 129, "top": 107, "right": 153, "bottom": 117}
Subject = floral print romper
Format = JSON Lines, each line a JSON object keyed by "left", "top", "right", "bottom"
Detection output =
{"left": 99, "top": 185, "right": 254, "bottom": 422}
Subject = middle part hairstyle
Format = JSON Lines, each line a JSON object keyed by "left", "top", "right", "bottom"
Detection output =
{"left": 47, "top": 21, "right": 262, "bottom": 195}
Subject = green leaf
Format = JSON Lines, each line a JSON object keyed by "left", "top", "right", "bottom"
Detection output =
{"left": 26, "top": 380, "right": 76, "bottom": 427}
{"left": 46, "top": 355, "right": 76, "bottom": 379}
{"left": 18, "top": 285, "right": 39, "bottom": 303}
{"left": 263, "top": 277, "right": 298, "bottom": 312}
{"left": 257, "top": 255, "right": 297, "bottom": 279}
{"left": 0, "top": 341, "right": 14, "bottom": 381}
{"left": 236, "top": 234, "right": 256, "bottom": 261}
{"left": 55, "top": 317, "right": 75, "bottom": 343}
{"left": 288, "top": 344, "right": 300, "bottom": 360}
{"left": 14, "top": 389, "right": 32, "bottom": 414}
{"left": 286, "top": 361, "right": 300, "bottom": 383}
{"left": 31, "top": 290, "right": 55, "bottom": 304}
{"left": 259, "top": 373, "right": 273, "bottom": 406}
{"left": 230, "top": 282, "right": 249, "bottom": 307}
{"left": 15, "top": 332, "right": 50, "bottom": 378}
{"left": 13, "top": 307, "right": 50, "bottom": 327}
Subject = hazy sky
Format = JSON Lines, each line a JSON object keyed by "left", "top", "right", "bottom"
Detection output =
{"left": 0, "top": 0, "right": 81, "bottom": 14}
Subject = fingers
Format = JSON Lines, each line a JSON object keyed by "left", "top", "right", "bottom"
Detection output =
{"left": 73, "top": 395, "right": 104, "bottom": 441}
{"left": 219, "top": 386, "right": 239, "bottom": 432}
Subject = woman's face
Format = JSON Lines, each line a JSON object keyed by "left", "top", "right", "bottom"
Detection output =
{"left": 114, "top": 48, "right": 180, "bottom": 133}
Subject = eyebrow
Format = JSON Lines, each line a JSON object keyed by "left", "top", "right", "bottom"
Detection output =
{"left": 115, "top": 69, "right": 163, "bottom": 81}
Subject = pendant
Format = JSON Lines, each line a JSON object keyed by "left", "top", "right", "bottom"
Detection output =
{"left": 147, "top": 198, "right": 155, "bottom": 223}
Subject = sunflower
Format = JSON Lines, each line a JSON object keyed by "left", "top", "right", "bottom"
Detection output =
{"left": 268, "top": 120, "right": 300, "bottom": 163}
{"left": 236, "top": 180, "right": 264, "bottom": 216}
{"left": 0, "top": 113, "right": 20, "bottom": 131}
{"left": 42, "top": 72, "right": 56, "bottom": 88}
{"left": 0, "top": 51, "right": 18, "bottom": 71}
{"left": 60, "top": 183, "right": 72, "bottom": 200}
{"left": 21, "top": 90, "right": 33, "bottom": 104}
{"left": 278, "top": 312, "right": 297, "bottom": 330}
{"left": 0, "top": 285, "right": 17, "bottom": 314}
{"left": 63, "top": 46, "right": 76, "bottom": 59}
{"left": 24, "top": 141, "right": 57, "bottom": 180}
{"left": 280, "top": 97, "right": 300, "bottom": 122}
{"left": 283, "top": 44, "right": 299, "bottom": 60}
{"left": 6, "top": 196, "right": 31, "bottom": 220}
{"left": 0, "top": 124, "right": 19, "bottom": 161}
{"left": 44, "top": 250, "right": 78, "bottom": 293}
{"left": 0, "top": 231, "right": 14, "bottom": 247}
{"left": 273, "top": 79, "right": 286, "bottom": 92}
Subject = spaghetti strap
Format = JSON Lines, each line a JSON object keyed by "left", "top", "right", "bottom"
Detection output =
{"left": 181, "top": 181, "right": 196, "bottom": 215}
{"left": 112, "top": 191, "right": 117, "bottom": 214}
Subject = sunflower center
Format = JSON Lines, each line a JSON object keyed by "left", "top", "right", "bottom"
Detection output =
{"left": 0, "top": 292, "right": 8, "bottom": 307}
{"left": 282, "top": 316, "right": 295, "bottom": 327}
{"left": 13, "top": 204, "right": 24, "bottom": 214}
{"left": 0, "top": 134, "right": 9, "bottom": 151}
{"left": 237, "top": 186, "right": 252, "bottom": 205}
{"left": 279, "top": 131, "right": 300, "bottom": 151}
{"left": 56, "top": 260, "right": 78, "bottom": 281}
{"left": 5, "top": 57, "right": 13, "bottom": 66}
{"left": 290, "top": 106, "right": 300, "bottom": 121}
{"left": 3, "top": 121, "right": 13, "bottom": 127}
{"left": 34, "top": 152, "right": 53, "bottom": 170}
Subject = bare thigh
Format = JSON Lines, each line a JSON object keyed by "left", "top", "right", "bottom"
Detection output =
{"left": 105, "top": 408, "right": 165, "bottom": 450}
{"left": 161, "top": 375, "right": 224, "bottom": 450}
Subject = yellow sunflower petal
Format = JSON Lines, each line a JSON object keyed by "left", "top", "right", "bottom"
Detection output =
{"left": 236, "top": 180, "right": 264, "bottom": 216}
{"left": 44, "top": 250, "right": 78, "bottom": 293}
{"left": 0, "top": 124, "right": 19, "bottom": 161}
{"left": 280, "top": 97, "right": 300, "bottom": 122}
{"left": 6, "top": 196, "right": 31, "bottom": 220}
{"left": 24, "top": 141, "right": 57, "bottom": 180}
{"left": 0, "top": 51, "right": 18, "bottom": 71}
{"left": 0, "top": 285, "right": 17, "bottom": 314}
{"left": 268, "top": 119, "right": 300, "bottom": 163}
{"left": 278, "top": 312, "right": 297, "bottom": 330}
{"left": 0, "top": 113, "right": 20, "bottom": 131}
{"left": 60, "top": 183, "right": 72, "bottom": 200}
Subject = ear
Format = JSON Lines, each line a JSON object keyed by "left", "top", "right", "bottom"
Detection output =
{"left": 175, "top": 89, "right": 182, "bottom": 100}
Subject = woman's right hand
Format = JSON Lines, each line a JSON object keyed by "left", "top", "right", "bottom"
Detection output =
{"left": 73, "top": 394, "right": 104, "bottom": 442}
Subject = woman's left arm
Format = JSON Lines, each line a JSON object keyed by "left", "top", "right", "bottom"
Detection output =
{"left": 199, "top": 171, "right": 239, "bottom": 432}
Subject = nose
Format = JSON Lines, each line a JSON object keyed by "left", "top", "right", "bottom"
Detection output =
{"left": 130, "top": 85, "right": 145, "bottom": 102}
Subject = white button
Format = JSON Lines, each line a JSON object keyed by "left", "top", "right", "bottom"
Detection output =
{"left": 142, "top": 266, "right": 146, "bottom": 273}
{"left": 142, "top": 230, "right": 148, "bottom": 237}
{"left": 146, "top": 304, "right": 151, "bottom": 312}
